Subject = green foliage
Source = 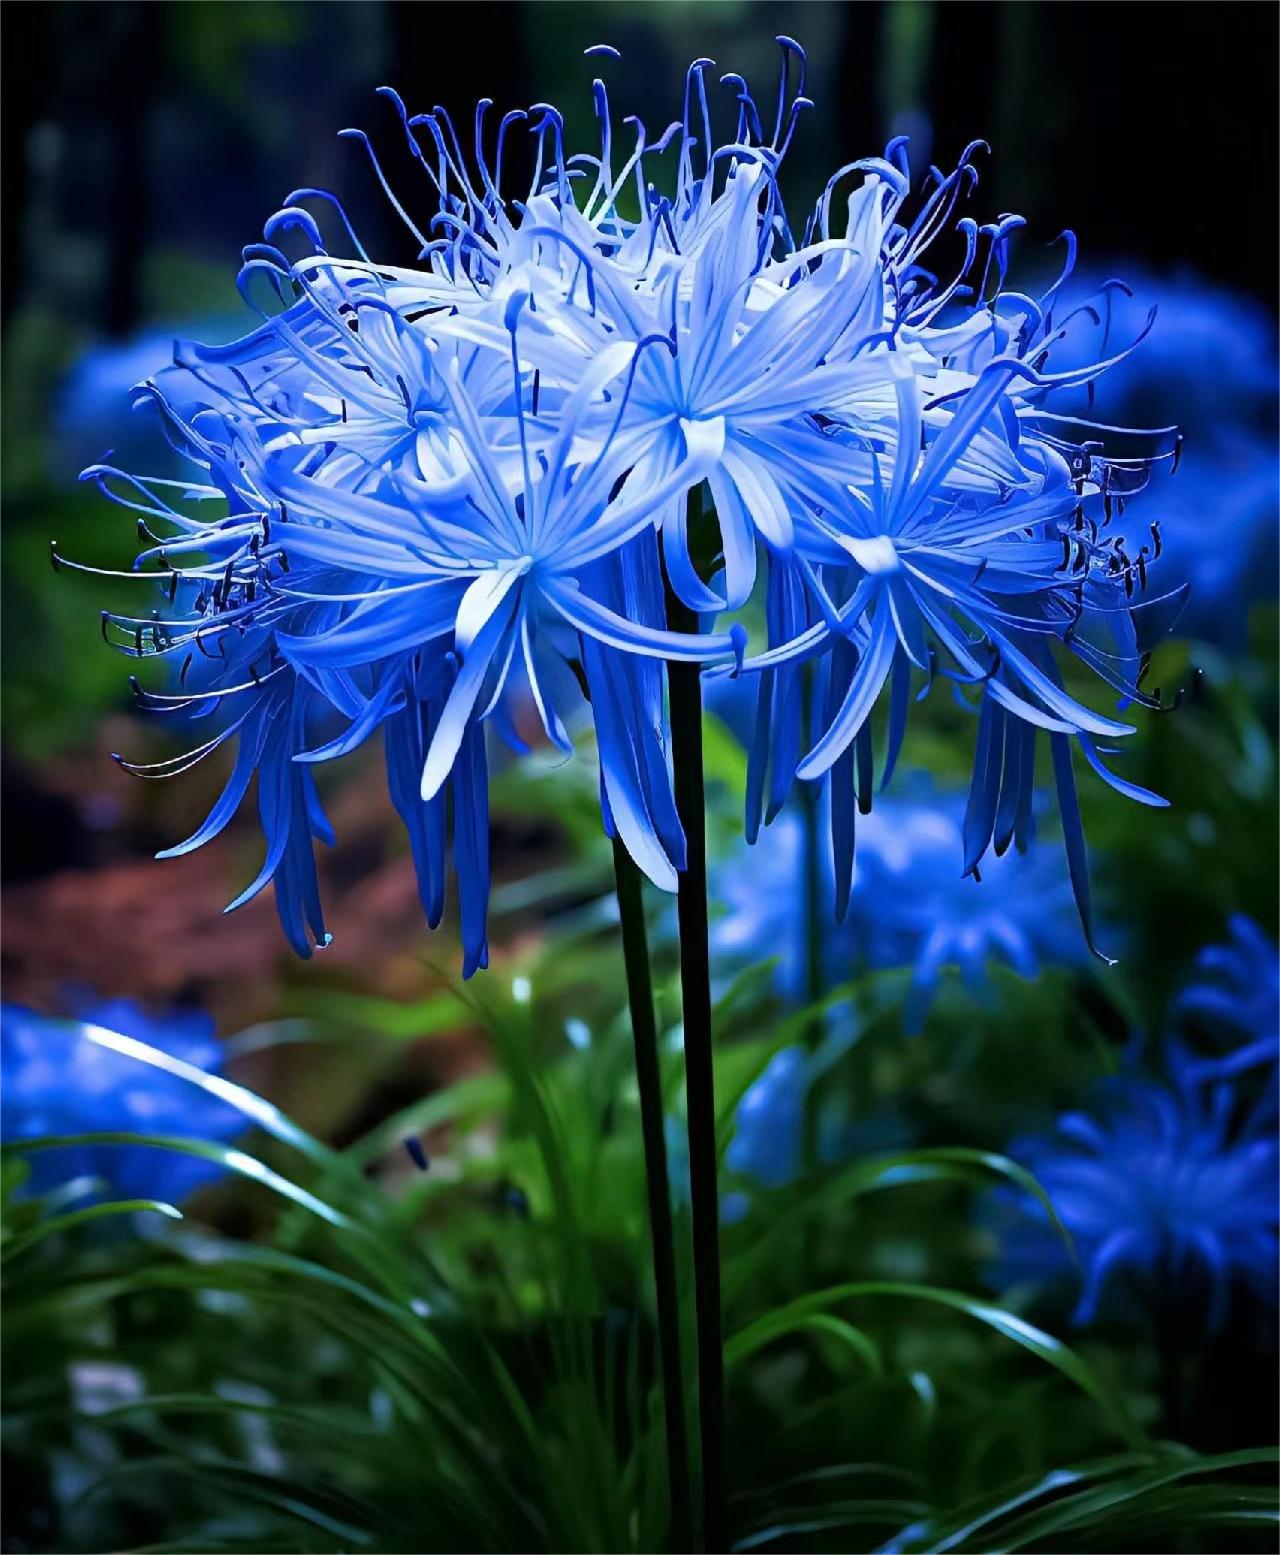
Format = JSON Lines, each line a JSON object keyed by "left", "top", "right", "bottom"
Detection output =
{"left": 5, "top": 937, "right": 1275, "bottom": 1552}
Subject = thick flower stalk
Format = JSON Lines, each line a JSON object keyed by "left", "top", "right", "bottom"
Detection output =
{"left": 66, "top": 38, "right": 1177, "bottom": 971}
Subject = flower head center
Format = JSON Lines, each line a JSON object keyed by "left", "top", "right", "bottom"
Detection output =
{"left": 846, "top": 535, "right": 900, "bottom": 576}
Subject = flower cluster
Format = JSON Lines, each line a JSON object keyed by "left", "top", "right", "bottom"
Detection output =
{"left": 1, "top": 998, "right": 241, "bottom": 1204}
{"left": 70, "top": 41, "right": 1178, "bottom": 971}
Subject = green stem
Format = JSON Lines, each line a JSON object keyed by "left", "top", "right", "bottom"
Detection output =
{"left": 611, "top": 837, "right": 693, "bottom": 1554}
{"left": 666, "top": 614, "right": 726, "bottom": 1554}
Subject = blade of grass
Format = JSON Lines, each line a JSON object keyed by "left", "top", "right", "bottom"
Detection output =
{"left": 4, "top": 1196, "right": 181, "bottom": 1258}
{"left": 726, "top": 1282, "right": 1142, "bottom": 1447}
{"left": 4, "top": 1132, "right": 350, "bottom": 1227}
{"left": 725, "top": 1148, "right": 1075, "bottom": 1303}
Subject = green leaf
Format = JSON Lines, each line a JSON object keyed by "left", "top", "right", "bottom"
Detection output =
{"left": 2, "top": 1022, "right": 439, "bottom": 1303}
{"left": 86, "top": 1391, "right": 387, "bottom": 1446}
{"left": 726, "top": 1148, "right": 1075, "bottom": 1302}
{"left": 70, "top": 1020, "right": 366, "bottom": 1192}
{"left": 4, "top": 1133, "right": 351, "bottom": 1229}
{"left": 735, "top": 1503, "right": 929, "bottom": 1552}
{"left": 4, "top": 1196, "right": 181, "bottom": 1258}
{"left": 881, "top": 1448, "right": 1279, "bottom": 1553}
{"left": 726, "top": 1310, "right": 884, "bottom": 1377}
{"left": 223, "top": 1018, "right": 335, "bottom": 1058}
{"left": 702, "top": 709, "right": 750, "bottom": 790}
{"left": 726, "top": 1282, "right": 1142, "bottom": 1447}
{"left": 993, "top": 1447, "right": 1280, "bottom": 1552}
{"left": 882, "top": 1460, "right": 1138, "bottom": 1554}
{"left": 76, "top": 1454, "right": 378, "bottom": 1547}
{"left": 285, "top": 989, "right": 468, "bottom": 1042}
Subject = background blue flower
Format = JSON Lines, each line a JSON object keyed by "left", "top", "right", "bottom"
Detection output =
{"left": 850, "top": 797, "right": 1090, "bottom": 1032}
{"left": 54, "top": 316, "right": 243, "bottom": 480}
{"left": 1052, "top": 271, "right": 1278, "bottom": 639}
{"left": 724, "top": 1037, "right": 913, "bottom": 1214}
{"left": 1176, "top": 915, "right": 1279, "bottom": 1074}
{"left": 726, "top": 1046, "right": 811, "bottom": 1191}
{"left": 1, "top": 998, "right": 243, "bottom": 1205}
{"left": 710, "top": 810, "right": 847, "bottom": 1004}
{"left": 988, "top": 1041, "right": 1279, "bottom": 1330}
{"left": 711, "top": 790, "right": 1088, "bottom": 1032}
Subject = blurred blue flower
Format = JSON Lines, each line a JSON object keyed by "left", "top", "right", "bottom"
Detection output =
{"left": 1, "top": 999, "right": 242, "bottom": 1205}
{"left": 710, "top": 811, "right": 845, "bottom": 1003}
{"left": 1051, "top": 271, "right": 1278, "bottom": 633}
{"left": 1176, "top": 915, "right": 1279, "bottom": 1079}
{"left": 711, "top": 793, "right": 1086, "bottom": 1031}
{"left": 990, "top": 1053, "right": 1278, "bottom": 1329}
{"left": 1060, "top": 271, "right": 1276, "bottom": 433}
{"left": 723, "top": 1039, "right": 911, "bottom": 1214}
{"left": 851, "top": 798, "right": 1088, "bottom": 1032}
{"left": 55, "top": 316, "right": 243, "bottom": 479}
{"left": 1142, "top": 441, "right": 1277, "bottom": 633}
{"left": 727, "top": 1046, "right": 811, "bottom": 1191}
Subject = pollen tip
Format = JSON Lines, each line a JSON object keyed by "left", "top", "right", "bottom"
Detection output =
{"left": 729, "top": 622, "right": 748, "bottom": 674}
{"left": 503, "top": 289, "right": 529, "bottom": 333}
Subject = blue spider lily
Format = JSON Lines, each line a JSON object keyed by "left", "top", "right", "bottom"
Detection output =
{"left": 850, "top": 794, "right": 1089, "bottom": 1031}
{"left": 1176, "top": 916, "right": 1279, "bottom": 1081}
{"left": 989, "top": 1042, "right": 1278, "bottom": 1329}
{"left": 719, "top": 340, "right": 1178, "bottom": 951}
{"left": 77, "top": 297, "right": 739, "bottom": 965}
{"left": 65, "top": 38, "right": 1176, "bottom": 973}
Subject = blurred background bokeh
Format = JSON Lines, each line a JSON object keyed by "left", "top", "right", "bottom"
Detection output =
{"left": 2, "top": 6, "right": 1277, "bottom": 1550}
